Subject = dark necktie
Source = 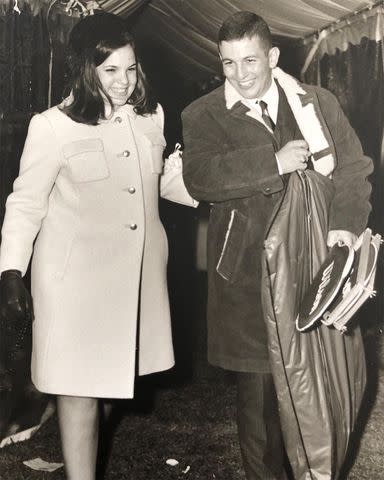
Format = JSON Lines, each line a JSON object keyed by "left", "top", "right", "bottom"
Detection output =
{"left": 258, "top": 100, "right": 275, "bottom": 132}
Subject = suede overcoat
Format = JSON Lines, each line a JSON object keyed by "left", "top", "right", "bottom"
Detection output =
{"left": 182, "top": 81, "right": 372, "bottom": 373}
{"left": 0, "top": 103, "right": 184, "bottom": 398}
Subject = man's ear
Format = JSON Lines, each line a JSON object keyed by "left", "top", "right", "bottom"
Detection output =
{"left": 268, "top": 46, "right": 280, "bottom": 69}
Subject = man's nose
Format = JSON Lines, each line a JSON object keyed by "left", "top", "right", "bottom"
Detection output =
{"left": 235, "top": 64, "right": 247, "bottom": 80}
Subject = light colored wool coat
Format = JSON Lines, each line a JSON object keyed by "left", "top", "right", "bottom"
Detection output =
{"left": 0, "top": 102, "right": 190, "bottom": 398}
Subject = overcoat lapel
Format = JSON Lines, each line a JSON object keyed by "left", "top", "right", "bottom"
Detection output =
{"left": 226, "top": 83, "right": 304, "bottom": 150}
{"left": 228, "top": 101, "right": 275, "bottom": 136}
{"left": 275, "top": 82, "right": 303, "bottom": 148}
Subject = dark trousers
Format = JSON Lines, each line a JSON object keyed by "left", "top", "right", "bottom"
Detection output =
{"left": 236, "top": 372, "right": 288, "bottom": 480}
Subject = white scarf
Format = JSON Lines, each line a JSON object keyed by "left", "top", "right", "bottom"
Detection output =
{"left": 272, "top": 67, "right": 336, "bottom": 177}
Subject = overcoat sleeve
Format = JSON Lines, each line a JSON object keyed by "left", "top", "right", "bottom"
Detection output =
{"left": 181, "top": 103, "right": 284, "bottom": 202}
{"left": 317, "top": 89, "right": 373, "bottom": 235}
{"left": 156, "top": 104, "right": 197, "bottom": 207}
{"left": 0, "top": 113, "right": 62, "bottom": 275}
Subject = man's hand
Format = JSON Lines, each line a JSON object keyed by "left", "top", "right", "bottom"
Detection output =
{"left": 327, "top": 230, "right": 357, "bottom": 248}
{"left": 276, "top": 140, "right": 310, "bottom": 174}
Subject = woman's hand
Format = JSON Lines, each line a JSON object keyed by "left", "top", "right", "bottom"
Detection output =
{"left": 0, "top": 270, "right": 34, "bottom": 321}
{"left": 163, "top": 143, "right": 183, "bottom": 173}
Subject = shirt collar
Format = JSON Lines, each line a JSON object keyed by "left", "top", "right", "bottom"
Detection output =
{"left": 257, "top": 79, "right": 279, "bottom": 124}
{"left": 224, "top": 77, "right": 278, "bottom": 112}
{"left": 259, "top": 79, "right": 278, "bottom": 110}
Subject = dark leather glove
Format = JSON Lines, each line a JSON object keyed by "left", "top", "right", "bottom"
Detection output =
{"left": 0, "top": 270, "right": 33, "bottom": 321}
{"left": 0, "top": 270, "right": 33, "bottom": 371}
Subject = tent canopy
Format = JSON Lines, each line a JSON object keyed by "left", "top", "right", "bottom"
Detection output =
{"left": 101, "top": 0, "right": 376, "bottom": 37}
{"left": 2, "top": 0, "right": 382, "bottom": 81}
{"left": 97, "top": 0, "right": 383, "bottom": 80}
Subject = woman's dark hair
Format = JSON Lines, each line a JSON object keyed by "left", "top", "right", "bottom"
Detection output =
{"left": 62, "top": 11, "right": 157, "bottom": 124}
{"left": 218, "top": 11, "right": 272, "bottom": 54}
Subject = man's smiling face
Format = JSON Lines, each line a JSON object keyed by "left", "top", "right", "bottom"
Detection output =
{"left": 219, "top": 35, "right": 279, "bottom": 99}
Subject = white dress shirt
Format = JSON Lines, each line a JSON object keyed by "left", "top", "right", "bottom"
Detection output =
{"left": 243, "top": 79, "right": 279, "bottom": 128}
{"left": 224, "top": 78, "right": 283, "bottom": 174}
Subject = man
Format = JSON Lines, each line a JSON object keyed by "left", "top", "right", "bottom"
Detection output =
{"left": 181, "top": 11, "right": 372, "bottom": 480}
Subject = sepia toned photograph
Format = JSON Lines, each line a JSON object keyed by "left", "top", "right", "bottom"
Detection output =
{"left": 0, "top": 1, "right": 383, "bottom": 479}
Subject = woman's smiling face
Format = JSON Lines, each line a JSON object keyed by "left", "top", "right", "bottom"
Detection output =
{"left": 96, "top": 44, "right": 137, "bottom": 109}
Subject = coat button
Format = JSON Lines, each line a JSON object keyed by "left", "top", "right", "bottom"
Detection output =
{"left": 129, "top": 223, "right": 137, "bottom": 230}
{"left": 123, "top": 150, "right": 130, "bottom": 157}
{"left": 265, "top": 187, "right": 271, "bottom": 193}
{"left": 128, "top": 186, "right": 136, "bottom": 194}
{"left": 114, "top": 116, "right": 122, "bottom": 123}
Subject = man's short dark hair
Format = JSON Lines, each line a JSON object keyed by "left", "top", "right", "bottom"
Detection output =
{"left": 218, "top": 11, "right": 272, "bottom": 52}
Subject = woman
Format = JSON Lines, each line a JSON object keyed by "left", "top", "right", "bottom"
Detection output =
{"left": 0, "top": 11, "right": 194, "bottom": 480}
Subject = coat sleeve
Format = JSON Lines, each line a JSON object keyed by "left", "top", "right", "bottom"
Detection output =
{"left": 155, "top": 103, "right": 198, "bottom": 207}
{"left": 181, "top": 102, "right": 284, "bottom": 202}
{"left": 0, "top": 113, "right": 62, "bottom": 275}
{"left": 319, "top": 90, "right": 373, "bottom": 235}
{"left": 160, "top": 143, "right": 199, "bottom": 207}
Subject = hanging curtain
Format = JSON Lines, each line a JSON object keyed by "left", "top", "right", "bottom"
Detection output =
{"left": 0, "top": 6, "right": 47, "bottom": 235}
{"left": 0, "top": 2, "right": 78, "bottom": 448}
{"left": 0, "top": 5, "right": 50, "bottom": 448}
{"left": 302, "top": 7, "right": 384, "bottom": 342}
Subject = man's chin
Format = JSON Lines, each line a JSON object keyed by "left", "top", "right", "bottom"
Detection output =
{"left": 233, "top": 84, "right": 258, "bottom": 99}
{"left": 238, "top": 90, "right": 258, "bottom": 99}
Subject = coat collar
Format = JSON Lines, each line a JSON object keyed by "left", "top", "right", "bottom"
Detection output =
{"left": 224, "top": 78, "right": 278, "bottom": 137}
{"left": 272, "top": 67, "right": 336, "bottom": 177}
{"left": 224, "top": 77, "right": 278, "bottom": 113}
{"left": 59, "top": 95, "right": 137, "bottom": 121}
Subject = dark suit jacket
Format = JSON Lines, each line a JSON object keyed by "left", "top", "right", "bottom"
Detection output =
{"left": 181, "top": 81, "right": 372, "bottom": 372}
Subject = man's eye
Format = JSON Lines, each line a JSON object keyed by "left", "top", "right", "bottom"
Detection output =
{"left": 247, "top": 58, "right": 256, "bottom": 63}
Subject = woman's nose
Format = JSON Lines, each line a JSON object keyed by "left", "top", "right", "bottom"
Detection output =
{"left": 118, "top": 71, "right": 129, "bottom": 85}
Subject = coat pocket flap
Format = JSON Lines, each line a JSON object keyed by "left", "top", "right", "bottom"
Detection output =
{"left": 63, "top": 138, "right": 109, "bottom": 183}
{"left": 216, "top": 209, "right": 248, "bottom": 282}
{"left": 62, "top": 138, "right": 104, "bottom": 158}
{"left": 143, "top": 131, "right": 166, "bottom": 147}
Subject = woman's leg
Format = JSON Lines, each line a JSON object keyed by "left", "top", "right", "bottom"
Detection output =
{"left": 57, "top": 395, "right": 99, "bottom": 480}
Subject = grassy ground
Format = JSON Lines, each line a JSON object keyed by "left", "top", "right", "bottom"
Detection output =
{"left": 1, "top": 362, "right": 384, "bottom": 480}
{"left": 0, "top": 371, "right": 245, "bottom": 480}
{"left": 1, "top": 265, "right": 384, "bottom": 479}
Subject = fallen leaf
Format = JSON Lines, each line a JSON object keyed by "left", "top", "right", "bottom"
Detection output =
{"left": 23, "top": 458, "right": 64, "bottom": 472}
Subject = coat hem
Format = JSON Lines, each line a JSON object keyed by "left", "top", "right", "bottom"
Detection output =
{"left": 32, "top": 379, "right": 135, "bottom": 399}
{"left": 138, "top": 360, "right": 175, "bottom": 377}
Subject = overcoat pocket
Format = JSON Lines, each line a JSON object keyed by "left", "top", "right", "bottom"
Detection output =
{"left": 62, "top": 138, "right": 109, "bottom": 183}
{"left": 216, "top": 209, "right": 248, "bottom": 282}
{"left": 144, "top": 131, "right": 166, "bottom": 174}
